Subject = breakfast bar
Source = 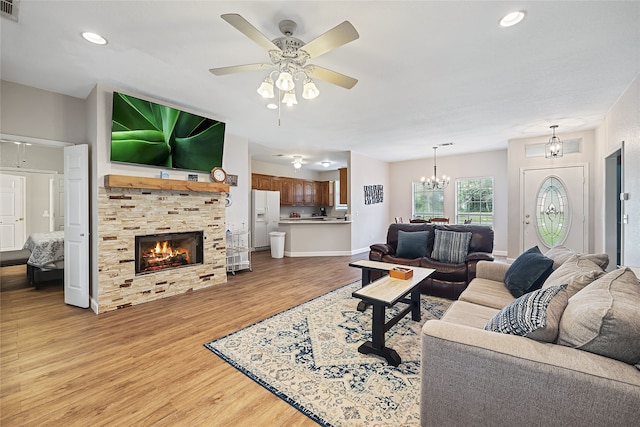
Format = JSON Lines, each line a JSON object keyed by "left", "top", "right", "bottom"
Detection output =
{"left": 277, "top": 219, "right": 352, "bottom": 257}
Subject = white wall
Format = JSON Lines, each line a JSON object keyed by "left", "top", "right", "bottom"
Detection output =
{"left": 389, "top": 149, "right": 508, "bottom": 255}
{"left": 0, "top": 143, "right": 64, "bottom": 172}
{"left": 1, "top": 80, "right": 86, "bottom": 143}
{"left": 349, "top": 151, "right": 390, "bottom": 253}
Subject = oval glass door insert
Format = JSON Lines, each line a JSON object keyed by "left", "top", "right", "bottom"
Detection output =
{"left": 536, "top": 176, "right": 569, "bottom": 248}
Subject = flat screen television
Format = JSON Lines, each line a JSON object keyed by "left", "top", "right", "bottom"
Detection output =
{"left": 110, "top": 91, "right": 225, "bottom": 173}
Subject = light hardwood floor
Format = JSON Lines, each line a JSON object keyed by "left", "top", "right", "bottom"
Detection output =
{"left": 1, "top": 250, "right": 367, "bottom": 426}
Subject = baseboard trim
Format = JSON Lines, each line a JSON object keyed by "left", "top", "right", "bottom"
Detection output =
{"left": 90, "top": 297, "right": 99, "bottom": 314}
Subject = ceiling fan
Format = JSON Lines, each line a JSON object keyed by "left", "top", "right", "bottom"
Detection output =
{"left": 209, "top": 14, "right": 359, "bottom": 103}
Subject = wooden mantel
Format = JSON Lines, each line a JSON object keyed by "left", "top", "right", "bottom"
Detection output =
{"left": 104, "top": 174, "right": 229, "bottom": 193}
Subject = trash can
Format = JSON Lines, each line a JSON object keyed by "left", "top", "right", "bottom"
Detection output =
{"left": 269, "top": 231, "right": 286, "bottom": 258}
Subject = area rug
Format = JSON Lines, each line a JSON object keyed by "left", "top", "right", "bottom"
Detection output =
{"left": 204, "top": 280, "right": 451, "bottom": 426}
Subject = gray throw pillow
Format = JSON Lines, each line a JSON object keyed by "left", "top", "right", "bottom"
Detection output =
{"left": 431, "top": 230, "right": 472, "bottom": 264}
{"left": 504, "top": 246, "right": 554, "bottom": 298}
{"left": 396, "top": 230, "right": 429, "bottom": 259}
{"left": 484, "top": 284, "right": 568, "bottom": 342}
{"left": 544, "top": 245, "right": 609, "bottom": 270}
{"left": 542, "top": 254, "right": 605, "bottom": 298}
{"left": 557, "top": 268, "right": 640, "bottom": 365}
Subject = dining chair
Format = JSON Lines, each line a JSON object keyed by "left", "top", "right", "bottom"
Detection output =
{"left": 429, "top": 217, "right": 450, "bottom": 224}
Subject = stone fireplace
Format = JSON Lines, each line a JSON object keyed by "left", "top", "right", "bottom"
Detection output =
{"left": 97, "top": 175, "right": 228, "bottom": 313}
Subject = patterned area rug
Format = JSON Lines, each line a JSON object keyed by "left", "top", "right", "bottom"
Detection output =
{"left": 204, "top": 280, "right": 451, "bottom": 426}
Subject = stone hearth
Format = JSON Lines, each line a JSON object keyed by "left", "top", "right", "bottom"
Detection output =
{"left": 97, "top": 180, "right": 227, "bottom": 313}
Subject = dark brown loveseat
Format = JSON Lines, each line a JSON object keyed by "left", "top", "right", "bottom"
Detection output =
{"left": 369, "top": 223, "right": 494, "bottom": 299}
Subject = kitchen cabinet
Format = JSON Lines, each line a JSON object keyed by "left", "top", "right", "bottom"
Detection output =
{"left": 293, "top": 179, "right": 304, "bottom": 205}
{"left": 252, "top": 173, "right": 331, "bottom": 207}
{"left": 317, "top": 181, "right": 334, "bottom": 207}
{"left": 278, "top": 178, "right": 294, "bottom": 205}
{"left": 251, "top": 173, "right": 272, "bottom": 191}
{"left": 303, "top": 180, "right": 315, "bottom": 206}
{"left": 339, "top": 168, "right": 347, "bottom": 204}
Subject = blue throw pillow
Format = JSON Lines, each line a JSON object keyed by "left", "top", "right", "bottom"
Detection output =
{"left": 504, "top": 246, "right": 554, "bottom": 298}
{"left": 396, "top": 230, "right": 429, "bottom": 259}
{"left": 431, "top": 230, "right": 472, "bottom": 264}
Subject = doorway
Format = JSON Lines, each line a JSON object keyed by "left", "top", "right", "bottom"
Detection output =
{"left": 604, "top": 149, "right": 622, "bottom": 268}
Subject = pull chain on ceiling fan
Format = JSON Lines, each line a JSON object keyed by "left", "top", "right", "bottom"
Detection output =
{"left": 209, "top": 14, "right": 359, "bottom": 109}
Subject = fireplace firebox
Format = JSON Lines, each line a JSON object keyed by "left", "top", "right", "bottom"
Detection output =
{"left": 135, "top": 231, "right": 203, "bottom": 275}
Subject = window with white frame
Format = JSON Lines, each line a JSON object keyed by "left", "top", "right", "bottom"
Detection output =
{"left": 455, "top": 177, "right": 494, "bottom": 225}
{"left": 412, "top": 182, "right": 444, "bottom": 220}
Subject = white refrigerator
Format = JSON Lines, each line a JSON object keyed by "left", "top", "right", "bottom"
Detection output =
{"left": 251, "top": 190, "right": 280, "bottom": 249}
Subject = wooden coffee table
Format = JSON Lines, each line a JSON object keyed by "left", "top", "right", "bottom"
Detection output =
{"left": 350, "top": 261, "right": 434, "bottom": 366}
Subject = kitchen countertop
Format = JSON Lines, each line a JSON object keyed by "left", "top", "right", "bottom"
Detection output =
{"left": 279, "top": 218, "right": 351, "bottom": 224}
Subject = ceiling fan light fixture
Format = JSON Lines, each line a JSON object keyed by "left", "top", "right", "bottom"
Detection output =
{"left": 292, "top": 155, "right": 303, "bottom": 169}
{"left": 275, "top": 71, "right": 295, "bottom": 91}
{"left": 282, "top": 90, "right": 298, "bottom": 106}
{"left": 257, "top": 76, "right": 275, "bottom": 98}
{"left": 302, "top": 78, "right": 320, "bottom": 100}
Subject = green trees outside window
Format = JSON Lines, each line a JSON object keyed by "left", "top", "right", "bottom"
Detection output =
{"left": 456, "top": 177, "right": 493, "bottom": 225}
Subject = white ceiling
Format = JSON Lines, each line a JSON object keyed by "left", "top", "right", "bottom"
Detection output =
{"left": 1, "top": 1, "right": 639, "bottom": 171}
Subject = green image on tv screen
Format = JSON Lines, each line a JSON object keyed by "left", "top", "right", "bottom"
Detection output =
{"left": 110, "top": 92, "right": 225, "bottom": 173}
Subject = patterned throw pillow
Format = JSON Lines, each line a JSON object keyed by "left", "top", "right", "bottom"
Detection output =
{"left": 396, "top": 230, "right": 429, "bottom": 259}
{"left": 484, "top": 284, "right": 568, "bottom": 342}
{"left": 431, "top": 230, "right": 472, "bottom": 264}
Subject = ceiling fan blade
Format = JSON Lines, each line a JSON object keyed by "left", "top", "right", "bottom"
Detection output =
{"left": 221, "top": 14, "right": 282, "bottom": 53}
{"left": 304, "top": 65, "right": 358, "bottom": 89}
{"left": 209, "top": 63, "right": 273, "bottom": 76}
{"left": 300, "top": 21, "right": 359, "bottom": 59}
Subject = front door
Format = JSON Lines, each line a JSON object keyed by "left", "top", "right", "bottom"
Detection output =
{"left": 522, "top": 165, "right": 587, "bottom": 253}
{"left": 64, "top": 145, "right": 89, "bottom": 308}
{"left": 0, "top": 174, "right": 26, "bottom": 251}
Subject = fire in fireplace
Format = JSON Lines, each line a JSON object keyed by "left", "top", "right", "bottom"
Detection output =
{"left": 135, "top": 231, "right": 203, "bottom": 275}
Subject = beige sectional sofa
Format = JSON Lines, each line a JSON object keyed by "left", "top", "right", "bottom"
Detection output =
{"left": 420, "top": 248, "right": 640, "bottom": 426}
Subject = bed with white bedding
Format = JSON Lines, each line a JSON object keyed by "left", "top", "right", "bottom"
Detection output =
{"left": 22, "top": 231, "right": 64, "bottom": 288}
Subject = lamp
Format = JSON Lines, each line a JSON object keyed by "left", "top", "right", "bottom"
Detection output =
{"left": 421, "top": 145, "right": 450, "bottom": 190}
{"left": 321, "top": 161, "right": 331, "bottom": 168}
{"left": 256, "top": 76, "right": 275, "bottom": 98}
{"left": 302, "top": 78, "right": 320, "bottom": 100}
{"left": 545, "top": 125, "right": 563, "bottom": 158}
{"left": 282, "top": 90, "right": 298, "bottom": 106}
{"left": 292, "top": 156, "right": 303, "bottom": 169}
{"left": 275, "top": 71, "right": 295, "bottom": 91}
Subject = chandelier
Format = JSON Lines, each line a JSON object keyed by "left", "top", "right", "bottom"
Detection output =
{"left": 545, "top": 125, "right": 563, "bottom": 158}
{"left": 421, "top": 145, "right": 450, "bottom": 190}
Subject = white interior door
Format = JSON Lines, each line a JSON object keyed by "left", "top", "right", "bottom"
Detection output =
{"left": 0, "top": 174, "right": 26, "bottom": 251}
{"left": 64, "top": 145, "right": 89, "bottom": 308}
{"left": 522, "top": 165, "right": 587, "bottom": 253}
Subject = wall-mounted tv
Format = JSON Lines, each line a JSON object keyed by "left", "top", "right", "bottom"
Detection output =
{"left": 110, "top": 91, "right": 225, "bottom": 173}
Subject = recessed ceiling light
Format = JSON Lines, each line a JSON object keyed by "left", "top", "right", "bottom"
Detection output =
{"left": 82, "top": 32, "right": 108, "bottom": 45}
{"left": 499, "top": 11, "right": 526, "bottom": 28}
{"left": 266, "top": 103, "right": 278, "bottom": 110}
